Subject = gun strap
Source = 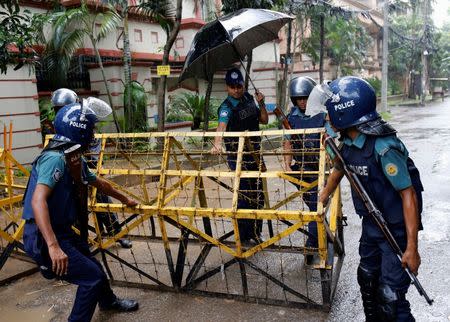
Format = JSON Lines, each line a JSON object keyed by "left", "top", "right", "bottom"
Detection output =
{"left": 65, "top": 147, "right": 89, "bottom": 241}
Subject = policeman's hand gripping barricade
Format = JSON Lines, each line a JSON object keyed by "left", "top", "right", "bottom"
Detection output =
{"left": 273, "top": 106, "right": 433, "bottom": 306}
{"left": 325, "top": 136, "right": 433, "bottom": 306}
{"left": 64, "top": 144, "right": 89, "bottom": 242}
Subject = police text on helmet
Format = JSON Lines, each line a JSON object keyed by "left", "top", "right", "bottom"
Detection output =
{"left": 333, "top": 100, "right": 355, "bottom": 111}
{"left": 69, "top": 121, "right": 87, "bottom": 129}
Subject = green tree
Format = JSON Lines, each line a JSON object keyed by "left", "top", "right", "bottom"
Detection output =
{"left": 388, "top": 12, "right": 423, "bottom": 96}
{"left": 387, "top": 1, "right": 448, "bottom": 97}
{"left": 147, "top": 0, "right": 183, "bottom": 133}
{"left": 301, "top": 11, "right": 371, "bottom": 77}
{"left": 44, "top": 2, "right": 122, "bottom": 131}
{"left": 430, "top": 17, "right": 450, "bottom": 81}
{"left": 0, "top": 1, "right": 47, "bottom": 74}
{"left": 168, "top": 92, "right": 221, "bottom": 130}
{"left": 123, "top": 81, "right": 148, "bottom": 132}
{"left": 102, "top": 0, "right": 175, "bottom": 132}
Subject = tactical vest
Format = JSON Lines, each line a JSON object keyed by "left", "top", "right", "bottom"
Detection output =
{"left": 288, "top": 110, "right": 326, "bottom": 169}
{"left": 341, "top": 135, "right": 424, "bottom": 228}
{"left": 22, "top": 141, "right": 81, "bottom": 236}
{"left": 221, "top": 93, "right": 261, "bottom": 171}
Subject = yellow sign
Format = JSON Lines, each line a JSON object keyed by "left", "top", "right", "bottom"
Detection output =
{"left": 157, "top": 65, "right": 170, "bottom": 76}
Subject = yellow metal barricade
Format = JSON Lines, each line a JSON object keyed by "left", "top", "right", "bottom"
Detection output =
{"left": 0, "top": 124, "right": 36, "bottom": 283}
{"left": 83, "top": 129, "right": 344, "bottom": 310}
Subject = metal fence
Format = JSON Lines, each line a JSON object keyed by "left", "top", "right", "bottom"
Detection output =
{"left": 85, "top": 129, "right": 345, "bottom": 310}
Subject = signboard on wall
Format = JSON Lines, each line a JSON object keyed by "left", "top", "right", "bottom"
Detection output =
{"left": 157, "top": 65, "right": 170, "bottom": 76}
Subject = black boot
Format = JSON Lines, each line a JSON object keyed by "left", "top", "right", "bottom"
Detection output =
{"left": 112, "top": 220, "right": 133, "bottom": 249}
{"left": 118, "top": 238, "right": 133, "bottom": 248}
{"left": 100, "top": 298, "right": 139, "bottom": 312}
{"left": 357, "top": 265, "right": 379, "bottom": 322}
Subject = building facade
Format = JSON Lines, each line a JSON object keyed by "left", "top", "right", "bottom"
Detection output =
{"left": 1, "top": 0, "right": 386, "bottom": 163}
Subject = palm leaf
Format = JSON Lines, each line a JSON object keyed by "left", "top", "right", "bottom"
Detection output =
{"left": 95, "top": 4, "right": 121, "bottom": 41}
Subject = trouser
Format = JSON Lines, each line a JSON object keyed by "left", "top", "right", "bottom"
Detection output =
{"left": 228, "top": 156, "right": 264, "bottom": 241}
{"left": 95, "top": 193, "right": 121, "bottom": 236}
{"left": 358, "top": 216, "right": 414, "bottom": 322}
{"left": 291, "top": 163, "right": 318, "bottom": 247}
{"left": 237, "top": 177, "right": 264, "bottom": 240}
{"left": 23, "top": 222, "right": 116, "bottom": 322}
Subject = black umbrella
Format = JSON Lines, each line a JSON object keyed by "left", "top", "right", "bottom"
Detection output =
{"left": 179, "top": 8, "right": 293, "bottom": 87}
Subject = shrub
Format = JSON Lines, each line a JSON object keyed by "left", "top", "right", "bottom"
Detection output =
{"left": 167, "top": 93, "right": 220, "bottom": 129}
{"left": 365, "top": 77, "right": 381, "bottom": 97}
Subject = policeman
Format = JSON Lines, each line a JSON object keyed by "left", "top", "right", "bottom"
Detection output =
{"left": 283, "top": 77, "right": 326, "bottom": 261}
{"left": 50, "top": 89, "right": 132, "bottom": 248}
{"left": 23, "top": 101, "right": 139, "bottom": 321}
{"left": 42, "top": 88, "right": 79, "bottom": 137}
{"left": 51, "top": 88, "right": 79, "bottom": 114}
{"left": 211, "top": 68, "right": 268, "bottom": 244}
{"left": 319, "top": 76, "right": 423, "bottom": 322}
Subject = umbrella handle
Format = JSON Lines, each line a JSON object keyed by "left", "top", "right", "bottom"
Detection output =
{"left": 229, "top": 41, "right": 258, "bottom": 92}
{"left": 238, "top": 56, "right": 258, "bottom": 93}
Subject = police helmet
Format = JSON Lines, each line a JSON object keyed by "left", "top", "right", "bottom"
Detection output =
{"left": 289, "top": 76, "right": 316, "bottom": 104}
{"left": 53, "top": 98, "right": 112, "bottom": 148}
{"left": 324, "top": 76, "right": 379, "bottom": 130}
{"left": 51, "top": 88, "right": 79, "bottom": 108}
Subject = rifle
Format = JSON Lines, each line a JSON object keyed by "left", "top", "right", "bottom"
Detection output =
{"left": 64, "top": 144, "right": 89, "bottom": 242}
{"left": 273, "top": 107, "right": 299, "bottom": 141}
{"left": 324, "top": 136, "right": 433, "bottom": 305}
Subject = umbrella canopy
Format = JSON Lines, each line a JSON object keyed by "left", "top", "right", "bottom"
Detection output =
{"left": 179, "top": 8, "right": 293, "bottom": 83}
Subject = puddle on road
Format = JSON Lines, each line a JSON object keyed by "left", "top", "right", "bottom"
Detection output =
{"left": 0, "top": 305, "right": 55, "bottom": 322}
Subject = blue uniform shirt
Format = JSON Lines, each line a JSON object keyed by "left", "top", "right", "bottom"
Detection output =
{"left": 284, "top": 107, "right": 310, "bottom": 140}
{"left": 35, "top": 151, "right": 96, "bottom": 189}
{"left": 218, "top": 95, "right": 260, "bottom": 124}
{"left": 343, "top": 133, "right": 412, "bottom": 191}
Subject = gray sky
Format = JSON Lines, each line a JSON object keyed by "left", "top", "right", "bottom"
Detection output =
{"left": 432, "top": 0, "right": 449, "bottom": 28}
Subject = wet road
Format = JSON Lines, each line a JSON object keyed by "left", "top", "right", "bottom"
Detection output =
{"left": 0, "top": 99, "right": 449, "bottom": 322}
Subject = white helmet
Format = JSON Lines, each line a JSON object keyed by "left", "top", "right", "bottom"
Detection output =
{"left": 51, "top": 88, "right": 79, "bottom": 108}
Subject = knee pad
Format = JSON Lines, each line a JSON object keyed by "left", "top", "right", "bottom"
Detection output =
{"left": 357, "top": 265, "right": 379, "bottom": 292}
{"left": 377, "top": 284, "right": 398, "bottom": 322}
{"left": 357, "top": 266, "right": 379, "bottom": 322}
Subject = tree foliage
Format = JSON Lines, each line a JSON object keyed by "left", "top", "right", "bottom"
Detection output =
{"left": 221, "top": 0, "right": 285, "bottom": 12}
{"left": 300, "top": 6, "right": 371, "bottom": 76}
{"left": 430, "top": 17, "right": 450, "bottom": 79}
{"left": 123, "top": 81, "right": 149, "bottom": 132}
{"left": 168, "top": 92, "right": 219, "bottom": 130}
{"left": 43, "top": 2, "right": 121, "bottom": 86}
{"left": 388, "top": 2, "right": 449, "bottom": 94}
{"left": 102, "top": 0, "right": 175, "bottom": 132}
{"left": 388, "top": 13, "right": 423, "bottom": 78}
{"left": 0, "top": 0, "right": 47, "bottom": 74}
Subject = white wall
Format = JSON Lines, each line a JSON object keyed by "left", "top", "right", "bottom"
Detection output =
{"left": 0, "top": 66, "right": 42, "bottom": 165}
{"left": 181, "top": 0, "right": 198, "bottom": 19}
{"left": 252, "top": 41, "right": 279, "bottom": 62}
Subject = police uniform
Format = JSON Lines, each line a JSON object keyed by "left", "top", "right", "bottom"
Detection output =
{"left": 287, "top": 107, "right": 326, "bottom": 247}
{"left": 22, "top": 143, "right": 121, "bottom": 322}
{"left": 320, "top": 76, "right": 423, "bottom": 321}
{"left": 218, "top": 93, "right": 264, "bottom": 241}
{"left": 341, "top": 133, "right": 423, "bottom": 322}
